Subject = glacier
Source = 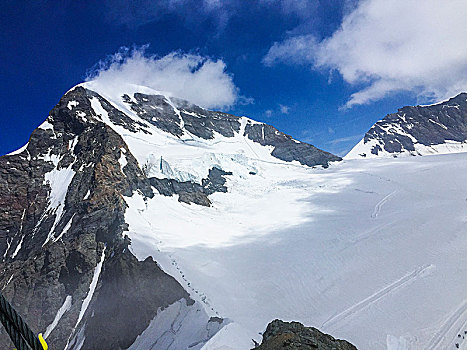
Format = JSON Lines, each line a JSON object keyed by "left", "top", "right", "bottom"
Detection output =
{"left": 2, "top": 80, "right": 466, "bottom": 350}
{"left": 72, "top": 82, "right": 467, "bottom": 349}
{"left": 78, "top": 82, "right": 467, "bottom": 349}
{"left": 124, "top": 152, "right": 467, "bottom": 350}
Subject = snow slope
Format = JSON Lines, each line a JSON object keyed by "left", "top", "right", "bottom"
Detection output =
{"left": 83, "top": 80, "right": 307, "bottom": 182}
{"left": 77, "top": 82, "right": 466, "bottom": 349}
{"left": 126, "top": 153, "right": 467, "bottom": 350}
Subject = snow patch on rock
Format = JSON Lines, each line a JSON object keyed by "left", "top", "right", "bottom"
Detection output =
{"left": 44, "top": 295, "right": 72, "bottom": 339}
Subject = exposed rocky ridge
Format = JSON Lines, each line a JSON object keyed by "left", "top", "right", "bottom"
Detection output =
{"left": 244, "top": 123, "right": 340, "bottom": 167}
{"left": 86, "top": 84, "right": 341, "bottom": 168}
{"left": 0, "top": 83, "right": 340, "bottom": 349}
{"left": 123, "top": 92, "right": 242, "bottom": 140}
{"left": 346, "top": 92, "right": 467, "bottom": 158}
{"left": 0, "top": 87, "right": 222, "bottom": 349}
{"left": 254, "top": 320, "right": 357, "bottom": 350}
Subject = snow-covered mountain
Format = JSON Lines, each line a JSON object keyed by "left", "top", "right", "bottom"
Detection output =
{"left": 346, "top": 92, "right": 467, "bottom": 159}
{"left": 1, "top": 83, "right": 467, "bottom": 350}
{"left": 0, "top": 82, "right": 341, "bottom": 350}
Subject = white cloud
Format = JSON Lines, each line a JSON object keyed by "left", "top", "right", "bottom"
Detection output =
{"left": 264, "top": 34, "right": 318, "bottom": 67}
{"left": 264, "top": 0, "right": 467, "bottom": 107}
{"left": 279, "top": 104, "right": 290, "bottom": 114}
{"left": 263, "top": 104, "right": 289, "bottom": 117}
{"left": 86, "top": 46, "right": 239, "bottom": 109}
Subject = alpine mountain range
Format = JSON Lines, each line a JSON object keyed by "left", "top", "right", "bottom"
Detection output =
{"left": 1, "top": 82, "right": 467, "bottom": 350}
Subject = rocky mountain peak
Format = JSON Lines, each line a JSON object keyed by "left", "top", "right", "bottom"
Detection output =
{"left": 345, "top": 92, "right": 467, "bottom": 159}
{"left": 0, "top": 83, "right": 340, "bottom": 349}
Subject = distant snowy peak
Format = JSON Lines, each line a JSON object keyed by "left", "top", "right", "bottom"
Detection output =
{"left": 345, "top": 92, "right": 467, "bottom": 159}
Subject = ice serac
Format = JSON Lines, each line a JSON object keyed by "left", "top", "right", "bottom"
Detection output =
{"left": 0, "top": 83, "right": 339, "bottom": 350}
{"left": 345, "top": 92, "right": 467, "bottom": 159}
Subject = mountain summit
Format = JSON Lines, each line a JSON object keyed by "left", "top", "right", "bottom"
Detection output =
{"left": 0, "top": 83, "right": 340, "bottom": 350}
{"left": 346, "top": 92, "right": 467, "bottom": 159}
{"left": 3, "top": 84, "right": 467, "bottom": 350}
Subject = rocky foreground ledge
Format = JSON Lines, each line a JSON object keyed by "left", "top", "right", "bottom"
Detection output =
{"left": 254, "top": 320, "right": 357, "bottom": 350}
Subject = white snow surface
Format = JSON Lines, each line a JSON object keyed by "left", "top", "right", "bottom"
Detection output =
{"left": 128, "top": 299, "right": 224, "bottom": 350}
{"left": 38, "top": 119, "right": 54, "bottom": 130}
{"left": 62, "top": 83, "right": 467, "bottom": 349}
{"left": 83, "top": 81, "right": 295, "bottom": 183}
{"left": 67, "top": 100, "right": 79, "bottom": 110}
{"left": 125, "top": 153, "right": 467, "bottom": 350}
{"left": 118, "top": 148, "right": 128, "bottom": 171}
{"left": 7, "top": 143, "right": 29, "bottom": 156}
{"left": 42, "top": 164, "right": 76, "bottom": 245}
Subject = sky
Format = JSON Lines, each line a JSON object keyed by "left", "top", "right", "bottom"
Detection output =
{"left": 2, "top": 0, "right": 467, "bottom": 156}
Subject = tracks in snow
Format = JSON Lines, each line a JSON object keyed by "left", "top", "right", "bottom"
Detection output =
{"left": 371, "top": 191, "right": 396, "bottom": 218}
{"left": 321, "top": 265, "right": 434, "bottom": 330}
{"left": 133, "top": 204, "right": 220, "bottom": 317}
{"left": 426, "top": 299, "right": 467, "bottom": 350}
{"left": 169, "top": 256, "right": 220, "bottom": 316}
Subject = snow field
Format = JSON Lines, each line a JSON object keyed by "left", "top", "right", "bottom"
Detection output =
{"left": 80, "top": 82, "right": 467, "bottom": 349}
{"left": 127, "top": 154, "right": 467, "bottom": 350}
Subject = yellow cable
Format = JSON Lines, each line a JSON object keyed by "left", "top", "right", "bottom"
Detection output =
{"left": 38, "top": 333, "right": 48, "bottom": 350}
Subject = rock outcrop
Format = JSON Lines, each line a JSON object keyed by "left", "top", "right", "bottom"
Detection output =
{"left": 0, "top": 86, "right": 223, "bottom": 349}
{"left": 254, "top": 320, "right": 357, "bottom": 350}
{"left": 346, "top": 92, "right": 467, "bottom": 159}
{"left": 0, "top": 83, "right": 340, "bottom": 349}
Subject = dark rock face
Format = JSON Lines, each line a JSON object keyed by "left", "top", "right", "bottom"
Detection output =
{"left": 155, "top": 177, "right": 197, "bottom": 196}
{"left": 92, "top": 92, "right": 149, "bottom": 134}
{"left": 254, "top": 320, "right": 358, "bottom": 350}
{"left": 123, "top": 92, "right": 242, "bottom": 140}
{"left": 126, "top": 93, "right": 185, "bottom": 137}
{"left": 121, "top": 92, "right": 339, "bottom": 167}
{"left": 0, "top": 83, "right": 340, "bottom": 349}
{"left": 202, "top": 167, "right": 232, "bottom": 195}
{"left": 358, "top": 92, "right": 467, "bottom": 156}
{"left": 0, "top": 87, "right": 216, "bottom": 350}
{"left": 149, "top": 166, "right": 232, "bottom": 206}
{"left": 174, "top": 97, "right": 241, "bottom": 139}
{"left": 78, "top": 249, "right": 192, "bottom": 350}
{"left": 244, "top": 123, "right": 341, "bottom": 167}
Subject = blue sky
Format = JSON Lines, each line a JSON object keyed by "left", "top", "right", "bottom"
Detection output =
{"left": 2, "top": 0, "right": 467, "bottom": 156}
